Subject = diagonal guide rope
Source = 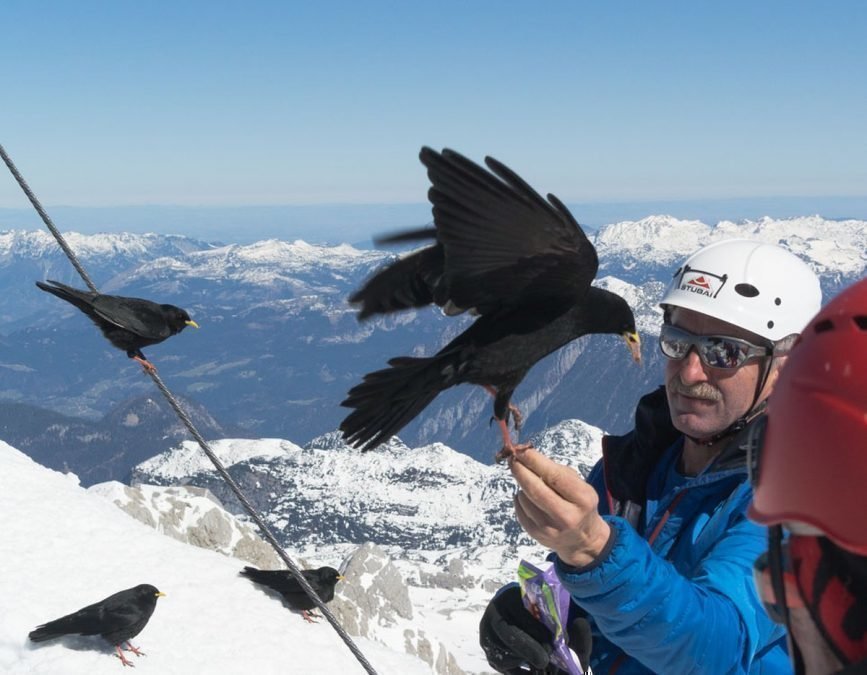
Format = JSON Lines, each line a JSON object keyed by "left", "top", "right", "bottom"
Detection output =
{"left": 1, "top": 143, "right": 379, "bottom": 675}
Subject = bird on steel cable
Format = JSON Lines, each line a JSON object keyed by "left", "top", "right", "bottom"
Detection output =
{"left": 36, "top": 279, "right": 198, "bottom": 372}
{"left": 340, "top": 147, "right": 641, "bottom": 461}
{"left": 240, "top": 565, "right": 343, "bottom": 622}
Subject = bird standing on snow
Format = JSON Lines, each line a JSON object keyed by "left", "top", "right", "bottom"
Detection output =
{"left": 36, "top": 279, "right": 198, "bottom": 371}
{"left": 341, "top": 147, "right": 641, "bottom": 461}
{"left": 28, "top": 583, "right": 165, "bottom": 667}
{"left": 240, "top": 566, "right": 343, "bottom": 622}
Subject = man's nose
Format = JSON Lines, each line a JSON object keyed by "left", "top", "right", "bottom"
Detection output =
{"left": 676, "top": 348, "right": 708, "bottom": 384}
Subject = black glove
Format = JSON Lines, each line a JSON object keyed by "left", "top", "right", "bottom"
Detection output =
{"left": 479, "top": 584, "right": 593, "bottom": 674}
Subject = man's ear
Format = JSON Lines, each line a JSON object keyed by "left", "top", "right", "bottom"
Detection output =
{"left": 764, "top": 333, "right": 799, "bottom": 397}
{"left": 763, "top": 354, "right": 789, "bottom": 396}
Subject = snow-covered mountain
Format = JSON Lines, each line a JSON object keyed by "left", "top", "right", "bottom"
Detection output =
{"left": 130, "top": 420, "right": 603, "bottom": 552}
{"left": 1, "top": 215, "right": 865, "bottom": 481}
{"left": 594, "top": 214, "right": 867, "bottom": 292}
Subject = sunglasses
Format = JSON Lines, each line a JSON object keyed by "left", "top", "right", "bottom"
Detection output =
{"left": 659, "top": 324, "right": 773, "bottom": 370}
{"left": 753, "top": 537, "right": 805, "bottom": 624}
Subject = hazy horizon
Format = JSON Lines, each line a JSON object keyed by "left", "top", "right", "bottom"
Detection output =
{"left": 2, "top": 195, "right": 866, "bottom": 246}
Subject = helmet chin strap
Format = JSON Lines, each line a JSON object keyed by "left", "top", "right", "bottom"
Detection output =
{"left": 768, "top": 525, "right": 808, "bottom": 675}
{"left": 685, "top": 354, "right": 774, "bottom": 447}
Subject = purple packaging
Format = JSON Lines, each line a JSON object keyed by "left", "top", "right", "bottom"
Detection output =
{"left": 518, "top": 559, "right": 585, "bottom": 675}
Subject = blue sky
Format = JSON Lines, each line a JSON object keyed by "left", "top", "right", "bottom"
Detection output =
{"left": 1, "top": 2, "right": 866, "bottom": 240}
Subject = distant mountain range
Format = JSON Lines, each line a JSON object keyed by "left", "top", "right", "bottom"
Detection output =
{"left": 1, "top": 215, "right": 865, "bottom": 484}
{"left": 0, "top": 394, "right": 236, "bottom": 485}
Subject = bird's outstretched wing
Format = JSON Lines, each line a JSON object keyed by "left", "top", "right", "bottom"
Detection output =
{"left": 349, "top": 243, "right": 446, "bottom": 319}
{"left": 419, "top": 147, "right": 598, "bottom": 316}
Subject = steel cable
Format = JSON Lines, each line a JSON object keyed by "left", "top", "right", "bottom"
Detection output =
{"left": 1, "top": 143, "right": 379, "bottom": 675}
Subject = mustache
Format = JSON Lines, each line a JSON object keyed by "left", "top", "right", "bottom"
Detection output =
{"left": 668, "top": 378, "right": 723, "bottom": 401}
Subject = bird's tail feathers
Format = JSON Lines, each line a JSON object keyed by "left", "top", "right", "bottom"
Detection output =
{"left": 28, "top": 612, "right": 100, "bottom": 642}
{"left": 35, "top": 279, "right": 97, "bottom": 312}
{"left": 28, "top": 622, "right": 67, "bottom": 642}
{"left": 239, "top": 566, "right": 268, "bottom": 583}
{"left": 340, "top": 355, "right": 447, "bottom": 451}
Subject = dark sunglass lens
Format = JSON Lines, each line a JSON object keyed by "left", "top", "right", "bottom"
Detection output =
{"left": 659, "top": 328, "right": 688, "bottom": 359}
{"left": 702, "top": 337, "right": 747, "bottom": 368}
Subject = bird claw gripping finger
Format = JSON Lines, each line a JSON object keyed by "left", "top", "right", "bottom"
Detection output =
{"left": 509, "top": 404, "right": 524, "bottom": 431}
{"left": 494, "top": 441, "right": 534, "bottom": 464}
{"left": 517, "top": 560, "right": 585, "bottom": 675}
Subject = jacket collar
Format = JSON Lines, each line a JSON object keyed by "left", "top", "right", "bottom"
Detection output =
{"left": 603, "top": 385, "right": 761, "bottom": 506}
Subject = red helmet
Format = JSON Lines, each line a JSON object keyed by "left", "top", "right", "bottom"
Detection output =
{"left": 749, "top": 276, "right": 867, "bottom": 556}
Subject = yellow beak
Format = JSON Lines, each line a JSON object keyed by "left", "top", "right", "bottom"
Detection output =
{"left": 185, "top": 320, "right": 199, "bottom": 329}
{"left": 623, "top": 331, "right": 642, "bottom": 364}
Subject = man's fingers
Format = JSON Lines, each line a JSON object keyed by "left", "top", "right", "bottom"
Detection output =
{"left": 514, "top": 448, "right": 586, "bottom": 494}
{"left": 514, "top": 490, "right": 551, "bottom": 530}
{"left": 511, "top": 449, "right": 588, "bottom": 507}
{"left": 510, "top": 455, "right": 572, "bottom": 515}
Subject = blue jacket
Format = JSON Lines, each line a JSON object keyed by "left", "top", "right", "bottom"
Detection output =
{"left": 555, "top": 387, "right": 789, "bottom": 674}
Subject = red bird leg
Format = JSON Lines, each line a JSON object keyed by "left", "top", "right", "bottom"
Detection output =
{"left": 302, "top": 610, "right": 320, "bottom": 623}
{"left": 114, "top": 645, "right": 135, "bottom": 667}
{"left": 482, "top": 386, "right": 524, "bottom": 429}
{"left": 132, "top": 355, "right": 157, "bottom": 373}
{"left": 124, "top": 642, "right": 145, "bottom": 657}
{"left": 494, "top": 418, "right": 533, "bottom": 463}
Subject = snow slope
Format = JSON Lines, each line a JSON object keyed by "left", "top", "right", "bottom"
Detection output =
{"left": 0, "top": 440, "right": 434, "bottom": 675}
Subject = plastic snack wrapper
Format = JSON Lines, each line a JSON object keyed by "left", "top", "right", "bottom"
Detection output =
{"left": 518, "top": 559, "right": 585, "bottom": 675}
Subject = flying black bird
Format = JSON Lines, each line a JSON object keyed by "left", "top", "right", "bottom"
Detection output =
{"left": 28, "top": 583, "right": 165, "bottom": 667}
{"left": 240, "top": 566, "right": 343, "bottom": 622}
{"left": 341, "top": 147, "right": 641, "bottom": 460}
{"left": 36, "top": 279, "right": 198, "bottom": 371}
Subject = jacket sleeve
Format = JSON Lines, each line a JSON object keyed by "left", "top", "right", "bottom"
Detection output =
{"left": 554, "top": 512, "right": 784, "bottom": 674}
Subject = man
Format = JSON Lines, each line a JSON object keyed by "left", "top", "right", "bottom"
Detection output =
{"left": 480, "top": 239, "right": 822, "bottom": 673}
{"left": 748, "top": 276, "right": 867, "bottom": 674}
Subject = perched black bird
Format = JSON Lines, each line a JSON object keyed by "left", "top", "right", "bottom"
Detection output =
{"left": 28, "top": 584, "right": 165, "bottom": 667}
{"left": 341, "top": 147, "right": 641, "bottom": 460}
{"left": 36, "top": 279, "right": 198, "bottom": 371}
{"left": 240, "top": 566, "right": 343, "bottom": 622}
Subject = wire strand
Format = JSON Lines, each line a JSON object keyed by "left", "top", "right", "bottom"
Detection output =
{"left": 0, "top": 144, "right": 98, "bottom": 293}
{"left": 1, "top": 143, "right": 379, "bottom": 675}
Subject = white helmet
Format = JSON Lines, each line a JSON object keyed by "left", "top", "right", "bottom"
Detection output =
{"left": 659, "top": 239, "right": 821, "bottom": 342}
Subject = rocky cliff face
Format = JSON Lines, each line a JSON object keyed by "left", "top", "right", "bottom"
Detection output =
{"left": 88, "top": 481, "right": 281, "bottom": 568}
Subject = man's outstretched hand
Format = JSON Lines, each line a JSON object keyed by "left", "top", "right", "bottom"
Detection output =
{"left": 511, "top": 448, "right": 611, "bottom": 568}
